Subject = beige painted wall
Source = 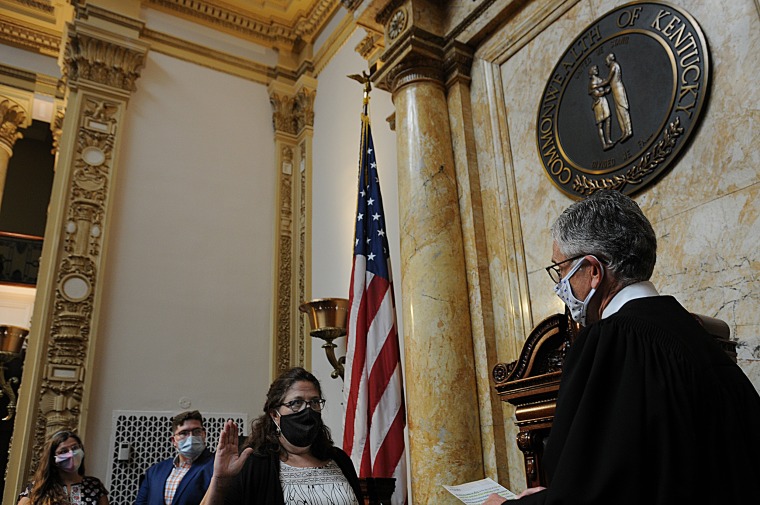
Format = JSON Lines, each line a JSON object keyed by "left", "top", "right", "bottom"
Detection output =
{"left": 64, "top": 21, "right": 401, "bottom": 483}
{"left": 85, "top": 50, "right": 277, "bottom": 477}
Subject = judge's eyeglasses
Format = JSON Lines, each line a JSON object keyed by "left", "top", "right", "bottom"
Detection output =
{"left": 545, "top": 255, "right": 586, "bottom": 283}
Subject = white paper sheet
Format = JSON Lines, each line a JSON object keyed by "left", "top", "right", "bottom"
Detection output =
{"left": 443, "top": 477, "right": 518, "bottom": 504}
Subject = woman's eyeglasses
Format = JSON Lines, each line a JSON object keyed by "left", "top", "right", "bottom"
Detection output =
{"left": 280, "top": 398, "right": 326, "bottom": 413}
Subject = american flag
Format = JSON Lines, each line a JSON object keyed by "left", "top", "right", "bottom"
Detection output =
{"left": 343, "top": 105, "right": 407, "bottom": 505}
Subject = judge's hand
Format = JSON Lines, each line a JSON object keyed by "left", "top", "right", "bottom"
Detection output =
{"left": 482, "top": 494, "right": 509, "bottom": 504}
{"left": 516, "top": 486, "right": 546, "bottom": 498}
{"left": 213, "top": 419, "right": 253, "bottom": 479}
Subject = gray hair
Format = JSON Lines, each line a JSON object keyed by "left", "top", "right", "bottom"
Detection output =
{"left": 551, "top": 190, "right": 657, "bottom": 286}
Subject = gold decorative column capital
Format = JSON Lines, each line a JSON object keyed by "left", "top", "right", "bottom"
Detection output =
{"left": 268, "top": 76, "right": 318, "bottom": 135}
{"left": 61, "top": 12, "right": 148, "bottom": 94}
{"left": 269, "top": 91, "right": 298, "bottom": 135}
{"left": 295, "top": 87, "right": 316, "bottom": 132}
{"left": 0, "top": 97, "right": 28, "bottom": 155}
{"left": 0, "top": 90, "right": 33, "bottom": 208}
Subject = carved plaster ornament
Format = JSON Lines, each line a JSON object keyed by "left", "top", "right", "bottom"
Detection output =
{"left": 387, "top": 8, "right": 407, "bottom": 40}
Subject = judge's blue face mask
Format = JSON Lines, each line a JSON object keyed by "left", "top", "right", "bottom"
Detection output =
{"left": 553, "top": 256, "right": 603, "bottom": 327}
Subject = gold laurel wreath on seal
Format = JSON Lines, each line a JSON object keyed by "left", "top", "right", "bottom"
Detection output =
{"left": 573, "top": 116, "right": 685, "bottom": 196}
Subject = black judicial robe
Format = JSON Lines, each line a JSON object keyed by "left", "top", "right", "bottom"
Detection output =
{"left": 518, "top": 296, "right": 760, "bottom": 505}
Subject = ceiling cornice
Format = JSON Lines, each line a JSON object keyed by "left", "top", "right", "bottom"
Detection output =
{"left": 0, "top": 0, "right": 361, "bottom": 88}
{"left": 0, "top": 16, "right": 60, "bottom": 56}
{"left": 144, "top": 0, "right": 342, "bottom": 51}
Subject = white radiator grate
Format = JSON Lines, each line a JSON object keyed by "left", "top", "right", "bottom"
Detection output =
{"left": 106, "top": 410, "right": 248, "bottom": 505}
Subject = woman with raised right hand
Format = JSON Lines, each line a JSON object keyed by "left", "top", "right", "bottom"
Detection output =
{"left": 203, "top": 367, "right": 362, "bottom": 505}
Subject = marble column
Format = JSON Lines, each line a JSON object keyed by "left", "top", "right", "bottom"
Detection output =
{"left": 443, "top": 41, "right": 515, "bottom": 487}
{"left": 0, "top": 94, "right": 31, "bottom": 211}
{"left": 3, "top": 6, "right": 148, "bottom": 501}
{"left": 380, "top": 55, "right": 484, "bottom": 502}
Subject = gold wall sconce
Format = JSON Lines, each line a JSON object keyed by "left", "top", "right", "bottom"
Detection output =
{"left": 299, "top": 298, "right": 349, "bottom": 380}
{"left": 0, "top": 324, "right": 29, "bottom": 421}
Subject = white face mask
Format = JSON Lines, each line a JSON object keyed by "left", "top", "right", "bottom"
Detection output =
{"left": 55, "top": 448, "right": 84, "bottom": 473}
{"left": 177, "top": 435, "right": 205, "bottom": 460}
{"left": 553, "top": 256, "right": 603, "bottom": 327}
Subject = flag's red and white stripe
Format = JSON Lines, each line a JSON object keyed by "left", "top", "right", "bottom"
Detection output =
{"left": 343, "top": 111, "right": 407, "bottom": 504}
{"left": 344, "top": 259, "right": 407, "bottom": 504}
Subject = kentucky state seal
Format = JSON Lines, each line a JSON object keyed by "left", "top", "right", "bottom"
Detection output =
{"left": 536, "top": 1, "right": 709, "bottom": 199}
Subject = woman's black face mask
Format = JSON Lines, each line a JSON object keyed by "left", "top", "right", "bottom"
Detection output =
{"left": 276, "top": 407, "right": 323, "bottom": 448}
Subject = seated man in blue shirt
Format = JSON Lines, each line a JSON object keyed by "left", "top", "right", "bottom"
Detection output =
{"left": 136, "top": 411, "right": 213, "bottom": 505}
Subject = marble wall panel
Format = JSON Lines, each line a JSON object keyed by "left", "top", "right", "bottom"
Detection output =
{"left": 654, "top": 183, "right": 760, "bottom": 389}
{"left": 491, "top": 0, "right": 760, "bottom": 393}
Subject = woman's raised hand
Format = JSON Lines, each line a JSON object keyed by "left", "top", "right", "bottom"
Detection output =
{"left": 213, "top": 419, "right": 253, "bottom": 479}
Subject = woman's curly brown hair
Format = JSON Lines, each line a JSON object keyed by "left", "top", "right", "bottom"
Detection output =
{"left": 244, "top": 367, "right": 335, "bottom": 461}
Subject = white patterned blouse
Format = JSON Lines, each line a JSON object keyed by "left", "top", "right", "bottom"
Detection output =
{"left": 279, "top": 459, "right": 360, "bottom": 505}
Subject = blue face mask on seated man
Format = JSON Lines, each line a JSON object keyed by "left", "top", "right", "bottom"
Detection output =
{"left": 177, "top": 435, "right": 206, "bottom": 460}
{"left": 553, "top": 255, "right": 604, "bottom": 327}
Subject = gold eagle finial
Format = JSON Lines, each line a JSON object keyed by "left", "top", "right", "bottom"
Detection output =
{"left": 347, "top": 70, "right": 372, "bottom": 95}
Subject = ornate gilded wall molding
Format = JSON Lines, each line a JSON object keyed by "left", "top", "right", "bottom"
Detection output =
{"left": 341, "top": 0, "right": 362, "bottom": 11}
{"left": 298, "top": 141, "right": 307, "bottom": 368}
{"left": 269, "top": 77, "right": 315, "bottom": 377}
{"left": 30, "top": 93, "right": 119, "bottom": 463}
{"left": 142, "top": 27, "right": 272, "bottom": 85}
{"left": 9, "top": 0, "right": 55, "bottom": 16}
{"left": 276, "top": 144, "right": 294, "bottom": 376}
{"left": 3, "top": 12, "right": 149, "bottom": 497}
{"left": 74, "top": 3, "right": 145, "bottom": 33}
{"left": 293, "top": 0, "right": 338, "bottom": 41}
{"left": 0, "top": 64, "right": 38, "bottom": 91}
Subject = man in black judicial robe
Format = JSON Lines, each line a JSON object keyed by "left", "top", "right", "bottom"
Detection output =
{"left": 484, "top": 190, "right": 760, "bottom": 505}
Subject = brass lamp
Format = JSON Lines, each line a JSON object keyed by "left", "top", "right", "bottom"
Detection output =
{"left": 0, "top": 324, "right": 28, "bottom": 421}
{"left": 299, "top": 298, "right": 349, "bottom": 380}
